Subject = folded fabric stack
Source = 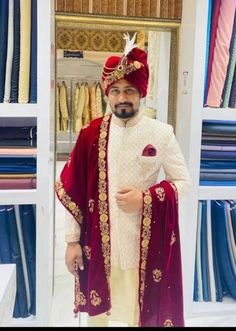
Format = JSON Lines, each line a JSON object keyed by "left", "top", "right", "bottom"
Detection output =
{"left": 0, "top": 204, "right": 36, "bottom": 318}
{"left": 0, "top": 126, "right": 37, "bottom": 189}
{"left": 193, "top": 200, "right": 236, "bottom": 302}
{"left": 200, "top": 120, "right": 236, "bottom": 186}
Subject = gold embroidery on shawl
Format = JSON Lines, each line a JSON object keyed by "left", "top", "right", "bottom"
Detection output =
{"left": 90, "top": 290, "right": 102, "bottom": 306}
{"left": 74, "top": 273, "right": 86, "bottom": 317}
{"left": 98, "top": 115, "right": 111, "bottom": 282}
{"left": 164, "top": 319, "right": 174, "bottom": 327}
{"left": 170, "top": 231, "right": 176, "bottom": 246}
{"left": 139, "top": 190, "right": 152, "bottom": 310}
{"left": 155, "top": 187, "right": 165, "bottom": 201}
{"left": 88, "top": 199, "right": 94, "bottom": 213}
{"left": 75, "top": 290, "right": 86, "bottom": 306}
{"left": 55, "top": 179, "right": 83, "bottom": 224}
{"left": 152, "top": 268, "right": 162, "bottom": 283}
{"left": 83, "top": 245, "right": 91, "bottom": 260}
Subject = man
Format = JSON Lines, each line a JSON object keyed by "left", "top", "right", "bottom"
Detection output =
{"left": 55, "top": 34, "right": 191, "bottom": 327}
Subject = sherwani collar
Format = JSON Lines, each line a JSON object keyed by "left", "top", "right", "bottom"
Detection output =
{"left": 111, "top": 111, "right": 143, "bottom": 128}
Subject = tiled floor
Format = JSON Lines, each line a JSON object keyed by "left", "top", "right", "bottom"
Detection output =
{"left": 49, "top": 161, "right": 236, "bottom": 327}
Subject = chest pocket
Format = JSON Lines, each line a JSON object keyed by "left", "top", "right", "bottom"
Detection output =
{"left": 137, "top": 155, "right": 161, "bottom": 180}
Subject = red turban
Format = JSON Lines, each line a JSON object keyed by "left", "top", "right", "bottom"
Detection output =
{"left": 101, "top": 47, "right": 149, "bottom": 98}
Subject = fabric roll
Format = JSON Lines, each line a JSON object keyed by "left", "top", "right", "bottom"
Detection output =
{"left": 7, "top": 205, "right": 29, "bottom": 318}
{"left": 229, "top": 63, "right": 236, "bottom": 107}
{"left": 200, "top": 200, "right": 210, "bottom": 301}
{"left": 10, "top": 0, "right": 21, "bottom": 103}
{"left": 0, "top": 206, "right": 12, "bottom": 263}
{"left": 195, "top": 201, "right": 203, "bottom": 301}
{"left": 204, "top": 0, "right": 221, "bottom": 104}
{"left": 206, "top": 200, "right": 216, "bottom": 302}
{"left": 212, "top": 200, "right": 236, "bottom": 299}
{"left": 225, "top": 202, "right": 236, "bottom": 267}
{"left": 211, "top": 200, "right": 223, "bottom": 302}
{"left": 206, "top": 0, "right": 236, "bottom": 107}
{"left": 0, "top": 0, "right": 9, "bottom": 102}
{"left": 203, "top": 0, "right": 213, "bottom": 104}
{"left": 18, "top": 0, "right": 31, "bottom": 103}
{"left": 0, "top": 178, "right": 36, "bottom": 189}
{"left": 0, "top": 206, "right": 20, "bottom": 316}
{"left": 29, "top": 0, "right": 37, "bottom": 103}
{"left": 222, "top": 13, "right": 236, "bottom": 107}
{"left": 4, "top": 0, "right": 14, "bottom": 103}
{"left": 229, "top": 201, "right": 236, "bottom": 242}
{"left": 19, "top": 205, "right": 36, "bottom": 315}
{"left": 0, "top": 126, "right": 37, "bottom": 140}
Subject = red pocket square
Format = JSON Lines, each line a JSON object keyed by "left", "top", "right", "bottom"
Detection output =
{"left": 142, "top": 144, "right": 157, "bottom": 156}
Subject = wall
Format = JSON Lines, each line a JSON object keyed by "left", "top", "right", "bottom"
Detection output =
{"left": 55, "top": 0, "right": 182, "bottom": 19}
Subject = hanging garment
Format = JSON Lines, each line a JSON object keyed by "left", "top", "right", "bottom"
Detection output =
{"left": 18, "top": 0, "right": 31, "bottom": 103}
{"left": 146, "top": 31, "right": 160, "bottom": 105}
{"left": 0, "top": 0, "right": 9, "bottom": 102}
{"left": 73, "top": 83, "right": 85, "bottom": 133}
{"left": 82, "top": 83, "right": 91, "bottom": 126}
{"left": 206, "top": 0, "right": 236, "bottom": 107}
{"left": 72, "top": 82, "right": 80, "bottom": 131}
{"left": 89, "top": 83, "right": 98, "bottom": 120}
{"left": 4, "top": 0, "right": 14, "bottom": 103}
{"left": 95, "top": 82, "right": 104, "bottom": 117}
{"left": 29, "top": 0, "right": 37, "bottom": 103}
{"left": 59, "top": 81, "right": 69, "bottom": 132}
{"left": 10, "top": 0, "right": 21, "bottom": 103}
{"left": 56, "top": 83, "right": 61, "bottom": 132}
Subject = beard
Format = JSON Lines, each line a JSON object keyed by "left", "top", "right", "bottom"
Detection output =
{"left": 112, "top": 102, "right": 139, "bottom": 119}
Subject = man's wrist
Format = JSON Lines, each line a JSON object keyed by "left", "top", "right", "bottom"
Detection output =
{"left": 67, "top": 241, "right": 80, "bottom": 246}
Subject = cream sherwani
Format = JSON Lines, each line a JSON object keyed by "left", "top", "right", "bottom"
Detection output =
{"left": 65, "top": 112, "right": 190, "bottom": 254}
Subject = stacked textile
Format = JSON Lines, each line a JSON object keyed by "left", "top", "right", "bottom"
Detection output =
{"left": 0, "top": 0, "right": 37, "bottom": 104}
{"left": 204, "top": 0, "right": 236, "bottom": 108}
{"left": 193, "top": 200, "right": 236, "bottom": 303}
{"left": 0, "top": 126, "right": 37, "bottom": 189}
{"left": 0, "top": 204, "right": 36, "bottom": 317}
{"left": 200, "top": 120, "right": 236, "bottom": 186}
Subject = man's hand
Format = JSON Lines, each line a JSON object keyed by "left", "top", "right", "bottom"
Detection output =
{"left": 115, "top": 186, "right": 143, "bottom": 213}
{"left": 65, "top": 242, "right": 84, "bottom": 276}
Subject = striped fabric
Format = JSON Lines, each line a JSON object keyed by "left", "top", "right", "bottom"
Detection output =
{"left": 206, "top": 0, "right": 236, "bottom": 107}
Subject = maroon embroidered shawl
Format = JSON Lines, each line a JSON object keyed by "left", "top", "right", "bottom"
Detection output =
{"left": 55, "top": 115, "right": 184, "bottom": 326}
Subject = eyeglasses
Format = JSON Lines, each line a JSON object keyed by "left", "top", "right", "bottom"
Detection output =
{"left": 108, "top": 87, "right": 139, "bottom": 96}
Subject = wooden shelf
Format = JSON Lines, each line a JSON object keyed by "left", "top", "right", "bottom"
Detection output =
{"left": 198, "top": 186, "right": 236, "bottom": 200}
{"left": 202, "top": 108, "right": 236, "bottom": 121}
{"left": 0, "top": 190, "right": 37, "bottom": 205}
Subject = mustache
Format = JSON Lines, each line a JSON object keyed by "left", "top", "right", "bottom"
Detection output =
{"left": 115, "top": 102, "right": 133, "bottom": 108}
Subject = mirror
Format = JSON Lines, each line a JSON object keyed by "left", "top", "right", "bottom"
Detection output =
{"left": 55, "top": 14, "right": 180, "bottom": 159}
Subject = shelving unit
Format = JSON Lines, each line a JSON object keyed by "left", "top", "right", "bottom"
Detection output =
{"left": 0, "top": 0, "right": 55, "bottom": 327}
{"left": 176, "top": 0, "right": 236, "bottom": 320}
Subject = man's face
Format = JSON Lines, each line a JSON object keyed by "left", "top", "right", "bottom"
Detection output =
{"left": 107, "top": 79, "right": 141, "bottom": 119}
